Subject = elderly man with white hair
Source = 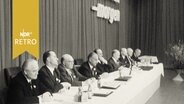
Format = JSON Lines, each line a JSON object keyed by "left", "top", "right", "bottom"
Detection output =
{"left": 119, "top": 48, "right": 131, "bottom": 68}
{"left": 132, "top": 48, "right": 141, "bottom": 62}
{"left": 127, "top": 48, "right": 136, "bottom": 66}
{"left": 127, "top": 48, "right": 134, "bottom": 57}
{"left": 7, "top": 59, "right": 52, "bottom": 104}
{"left": 58, "top": 54, "right": 89, "bottom": 86}
{"left": 108, "top": 49, "right": 125, "bottom": 72}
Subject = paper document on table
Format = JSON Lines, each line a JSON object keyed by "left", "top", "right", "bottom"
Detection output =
{"left": 139, "top": 66, "right": 153, "bottom": 71}
{"left": 101, "top": 81, "right": 121, "bottom": 89}
{"left": 93, "top": 89, "right": 113, "bottom": 97}
{"left": 115, "top": 76, "right": 132, "bottom": 81}
{"left": 139, "top": 56, "right": 158, "bottom": 63}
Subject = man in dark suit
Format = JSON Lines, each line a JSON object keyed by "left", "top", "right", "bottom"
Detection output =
{"left": 38, "top": 51, "right": 71, "bottom": 93}
{"left": 108, "top": 49, "right": 124, "bottom": 72}
{"left": 132, "top": 48, "right": 141, "bottom": 62}
{"left": 94, "top": 48, "right": 110, "bottom": 73}
{"left": 58, "top": 54, "right": 88, "bottom": 86}
{"left": 7, "top": 59, "right": 52, "bottom": 104}
{"left": 127, "top": 48, "right": 136, "bottom": 66}
{"left": 78, "top": 52, "right": 100, "bottom": 79}
{"left": 119, "top": 48, "right": 131, "bottom": 68}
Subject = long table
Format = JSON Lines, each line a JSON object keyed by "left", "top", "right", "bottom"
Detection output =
{"left": 44, "top": 63, "right": 164, "bottom": 104}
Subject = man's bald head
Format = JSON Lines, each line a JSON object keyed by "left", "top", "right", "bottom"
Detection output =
{"left": 120, "top": 48, "right": 127, "bottom": 56}
{"left": 135, "top": 49, "right": 141, "bottom": 57}
{"left": 127, "top": 48, "right": 133, "bottom": 57}
{"left": 112, "top": 49, "right": 120, "bottom": 60}
{"left": 94, "top": 48, "right": 103, "bottom": 57}
{"left": 88, "top": 52, "right": 98, "bottom": 67}
{"left": 61, "top": 54, "right": 74, "bottom": 69}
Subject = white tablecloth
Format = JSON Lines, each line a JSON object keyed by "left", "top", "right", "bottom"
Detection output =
{"left": 44, "top": 63, "right": 164, "bottom": 104}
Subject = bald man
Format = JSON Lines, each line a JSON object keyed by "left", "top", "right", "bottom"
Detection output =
{"left": 132, "top": 48, "right": 141, "bottom": 62}
{"left": 127, "top": 48, "right": 134, "bottom": 58}
{"left": 58, "top": 54, "right": 87, "bottom": 86}
{"left": 78, "top": 52, "right": 101, "bottom": 79}
{"left": 127, "top": 48, "right": 136, "bottom": 66}
{"left": 108, "top": 49, "right": 123, "bottom": 72}
{"left": 119, "top": 48, "right": 131, "bottom": 68}
{"left": 7, "top": 59, "right": 52, "bottom": 104}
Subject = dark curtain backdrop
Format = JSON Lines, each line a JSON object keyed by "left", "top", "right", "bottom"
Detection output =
{"left": 0, "top": 0, "right": 132, "bottom": 89}
{"left": 39, "top": 0, "right": 120, "bottom": 65}
{"left": 0, "top": 0, "right": 21, "bottom": 90}
{"left": 119, "top": 0, "right": 137, "bottom": 48}
{"left": 134, "top": 0, "right": 184, "bottom": 67}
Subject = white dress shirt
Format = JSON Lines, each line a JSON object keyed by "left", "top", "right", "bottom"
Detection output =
{"left": 46, "top": 65, "right": 55, "bottom": 75}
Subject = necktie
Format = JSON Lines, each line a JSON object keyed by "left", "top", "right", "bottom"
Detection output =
{"left": 29, "top": 81, "right": 32, "bottom": 89}
{"left": 30, "top": 81, "right": 37, "bottom": 95}
{"left": 54, "top": 69, "right": 61, "bottom": 82}
{"left": 30, "top": 81, "right": 36, "bottom": 89}
{"left": 70, "top": 72, "right": 74, "bottom": 81}
{"left": 92, "top": 67, "right": 96, "bottom": 76}
{"left": 127, "top": 56, "right": 132, "bottom": 66}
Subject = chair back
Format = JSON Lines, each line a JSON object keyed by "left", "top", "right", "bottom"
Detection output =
{"left": 4, "top": 67, "right": 21, "bottom": 86}
{"left": 0, "top": 88, "right": 7, "bottom": 104}
{"left": 74, "top": 59, "right": 84, "bottom": 65}
{"left": 74, "top": 59, "right": 84, "bottom": 70}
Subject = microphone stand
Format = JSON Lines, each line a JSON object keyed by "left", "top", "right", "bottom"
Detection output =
{"left": 127, "top": 56, "right": 133, "bottom": 75}
{"left": 129, "top": 64, "right": 133, "bottom": 75}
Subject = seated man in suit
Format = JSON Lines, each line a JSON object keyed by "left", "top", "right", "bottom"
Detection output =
{"left": 108, "top": 49, "right": 124, "bottom": 72}
{"left": 132, "top": 48, "right": 141, "bottom": 62}
{"left": 78, "top": 52, "right": 100, "bottom": 79}
{"left": 7, "top": 59, "right": 52, "bottom": 104}
{"left": 127, "top": 48, "right": 136, "bottom": 66}
{"left": 58, "top": 54, "right": 90, "bottom": 86}
{"left": 119, "top": 48, "right": 131, "bottom": 68}
{"left": 94, "top": 48, "right": 110, "bottom": 74}
{"left": 38, "top": 51, "right": 71, "bottom": 93}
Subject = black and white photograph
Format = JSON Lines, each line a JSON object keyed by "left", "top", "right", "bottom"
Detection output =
{"left": 0, "top": 0, "right": 184, "bottom": 104}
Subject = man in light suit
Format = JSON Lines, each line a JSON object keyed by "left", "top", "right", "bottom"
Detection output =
{"left": 78, "top": 52, "right": 100, "bottom": 79}
{"left": 58, "top": 54, "right": 88, "bottom": 86}
{"left": 7, "top": 59, "right": 52, "bottom": 104}
{"left": 38, "top": 51, "right": 71, "bottom": 93}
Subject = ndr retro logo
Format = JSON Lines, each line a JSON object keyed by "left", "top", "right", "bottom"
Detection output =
{"left": 14, "top": 29, "right": 37, "bottom": 45}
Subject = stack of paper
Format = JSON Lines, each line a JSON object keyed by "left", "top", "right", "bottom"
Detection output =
{"left": 93, "top": 89, "right": 113, "bottom": 97}
{"left": 101, "top": 81, "right": 121, "bottom": 89}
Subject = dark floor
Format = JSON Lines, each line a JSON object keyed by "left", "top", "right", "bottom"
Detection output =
{"left": 146, "top": 69, "right": 184, "bottom": 104}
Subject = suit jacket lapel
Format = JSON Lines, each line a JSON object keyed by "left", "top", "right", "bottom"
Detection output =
{"left": 86, "top": 62, "right": 93, "bottom": 76}
{"left": 20, "top": 72, "right": 34, "bottom": 96}
{"left": 45, "top": 66, "right": 56, "bottom": 82}
{"left": 64, "top": 67, "right": 73, "bottom": 82}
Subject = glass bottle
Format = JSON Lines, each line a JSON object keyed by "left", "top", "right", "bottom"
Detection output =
{"left": 78, "top": 87, "right": 82, "bottom": 102}
{"left": 88, "top": 84, "right": 93, "bottom": 99}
